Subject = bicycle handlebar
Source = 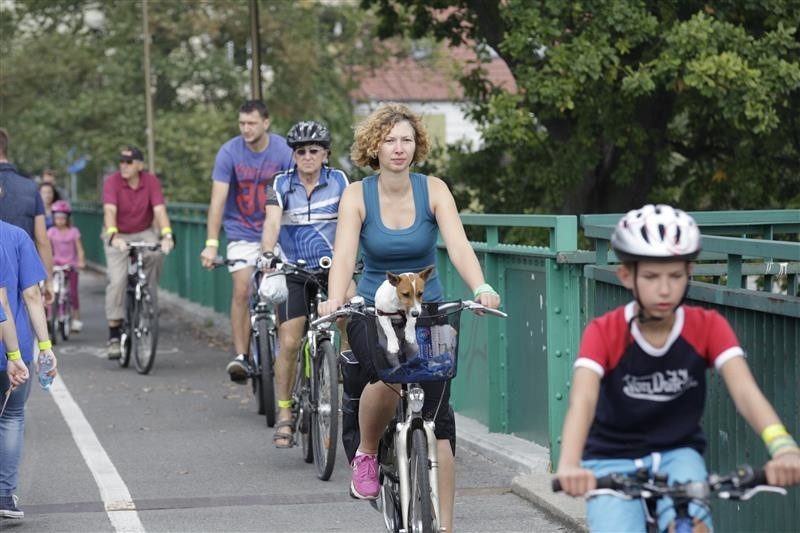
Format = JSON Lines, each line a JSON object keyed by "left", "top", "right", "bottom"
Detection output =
{"left": 551, "top": 465, "right": 786, "bottom": 502}
{"left": 311, "top": 297, "right": 507, "bottom": 329}
{"left": 212, "top": 256, "right": 247, "bottom": 269}
{"left": 127, "top": 241, "right": 163, "bottom": 252}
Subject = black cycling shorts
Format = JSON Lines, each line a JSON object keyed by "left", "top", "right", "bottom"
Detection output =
{"left": 276, "top": 272, "right": 326, "bottom": 323}
{"left": 346, "top": 312, "right": 456, "bottom": 453}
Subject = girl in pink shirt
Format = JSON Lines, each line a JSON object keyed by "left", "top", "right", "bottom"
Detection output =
{"left": 47, "top": 201, "right": 86, "bottom": 332}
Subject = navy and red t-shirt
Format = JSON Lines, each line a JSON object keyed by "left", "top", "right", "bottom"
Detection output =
{"left": 575, "top": 302, "right": 744, "bottom": 459}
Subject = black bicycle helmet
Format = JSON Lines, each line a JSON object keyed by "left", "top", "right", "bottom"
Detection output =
{"left": 286, "top": 120, "right": 331, "bottom": 150}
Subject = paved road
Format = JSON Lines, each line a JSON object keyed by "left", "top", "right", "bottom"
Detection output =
{"left": 10, "top": 271, "right": 568, "bottom": 532}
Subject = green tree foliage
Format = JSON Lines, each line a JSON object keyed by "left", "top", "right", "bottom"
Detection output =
{"left": 1, "top": 0, "right": 378, "bottom": 202}
{"left": 362, "top": 1, "right": 800, "bottom": 213}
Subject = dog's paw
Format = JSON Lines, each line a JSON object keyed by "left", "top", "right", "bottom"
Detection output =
{"left": 387, "top": 340, "right": 400, "bottom": 354}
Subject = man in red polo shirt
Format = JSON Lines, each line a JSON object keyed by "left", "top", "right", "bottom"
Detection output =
{"left": 102, "top": 146, "right": 174, "bottom": 358}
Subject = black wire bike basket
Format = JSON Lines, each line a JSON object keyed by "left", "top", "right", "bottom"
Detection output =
{"left": 373, "top": 301, "right": 463, "bottom": 383}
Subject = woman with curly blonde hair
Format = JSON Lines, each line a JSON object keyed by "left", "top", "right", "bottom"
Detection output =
{"left": 319, "top": 102, "right": 501, "bottom": 531}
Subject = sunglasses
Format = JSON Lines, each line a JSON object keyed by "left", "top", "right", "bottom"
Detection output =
{"left": 295, "top": 147, "right": 323, "bottom": 157}
{"left": 120, "top": 159, "right": 135, "bottom": 165}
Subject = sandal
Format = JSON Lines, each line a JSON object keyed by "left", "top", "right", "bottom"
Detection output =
{"left": 273, "top": 419, "right": 295, "bottom": 449}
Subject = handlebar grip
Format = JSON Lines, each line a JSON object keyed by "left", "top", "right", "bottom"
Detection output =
{"left": 595, "top": 475, "right": 616, "bottom": 490}
{"left": 750, "top": 469, "right": 768, "bottom": 487}
{"left": 551, "top": 475, "right": 613, "bottom": 492}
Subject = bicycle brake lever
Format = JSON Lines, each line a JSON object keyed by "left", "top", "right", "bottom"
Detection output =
{"left": 720, "top": 485, "right": 788, "bottom": 501}
{"left": 584, "top": 488, "right": 634, "bottom": 500}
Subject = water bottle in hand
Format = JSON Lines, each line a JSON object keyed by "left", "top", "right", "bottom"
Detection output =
{"left": 38, "top": 351, "right": 55, "bottom": 390}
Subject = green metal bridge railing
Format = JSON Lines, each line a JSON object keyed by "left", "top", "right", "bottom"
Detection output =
{"left": 73, "top": 202, "right": 799, "bottom": 532}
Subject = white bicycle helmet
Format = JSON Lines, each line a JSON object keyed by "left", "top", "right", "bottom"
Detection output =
{"left": 611, "top": 204, "right": 701, "bottom": 262}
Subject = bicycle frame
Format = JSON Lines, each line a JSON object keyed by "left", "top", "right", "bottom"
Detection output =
{"left": 47, "top": 265, "right": 73, "bottom": 342}
{"left": 317, "top": 298, "right": 506, "bottom": 533}
{"left": 120, "top": 241, "right": 161, "bottom": 374}
{"left": 286, "top": 259, "right": 341, "bottom": 478}
{"left": 247, "top": 268, "right": 278, "bottom": 424}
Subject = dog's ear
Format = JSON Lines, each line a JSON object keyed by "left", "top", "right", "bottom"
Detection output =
{"left": 386, "top": 271, "right": 401, "bottom": 286}
{"left": 419, "top": 265, "right": 436, "bottom": 281}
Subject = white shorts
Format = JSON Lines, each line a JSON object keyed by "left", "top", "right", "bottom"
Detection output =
{"left": 225, "top": 241, "right": 283, "bottom": 273}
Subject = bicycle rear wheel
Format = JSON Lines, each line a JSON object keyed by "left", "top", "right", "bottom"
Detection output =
{"left": 133, "top": 289, "right": 159, "bottom": 374}
{"left": 408, "top": 428, "right": 434, "bottom": 533}
{"left": 312, "top": 339, "right": 339, "bottom": 480}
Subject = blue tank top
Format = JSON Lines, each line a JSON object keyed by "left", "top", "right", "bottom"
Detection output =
{"left": 357, "top": 173, "right": 443, "bottom": 305}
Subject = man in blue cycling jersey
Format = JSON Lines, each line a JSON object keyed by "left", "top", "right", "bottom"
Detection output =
{"left": 260, "top": 120, "right": 352, "bottom": 447}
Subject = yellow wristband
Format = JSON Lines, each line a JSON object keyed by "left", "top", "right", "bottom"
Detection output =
{"left": 38, "top": 340, "right": 53, "bottom": 351}
{"left": 107, "top": 226, "right": 119, "bottom": 235}
{"left": 762, "top": 424, "right": 790, "bottom": 445}
{"left": 205, "top": 239, "right": 219, "bottom": 247}
{"left": 161, "top": 227, "right": 173, "bottom": 236}
{"left": 6, "top": 349, "right": 21, "bottom": 361}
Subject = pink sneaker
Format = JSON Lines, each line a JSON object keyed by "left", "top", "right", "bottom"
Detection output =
{"left": 350, "top": 453, "right": 379, "bottom": 499}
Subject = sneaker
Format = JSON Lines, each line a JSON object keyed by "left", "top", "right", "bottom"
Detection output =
{"left": 0, "top": 494, "right": 23, "bottom": 519}
{"left": 71, "top": 319, "right": 83, "bottom": 333}
{"left": 226, "top": 354, "right": 250, "bottom": 384}
{"left": 107, "top": 338, "right": 121, "bottom": 360}
{"left": 350, "top": 452, "right": 379, "bottom": 500}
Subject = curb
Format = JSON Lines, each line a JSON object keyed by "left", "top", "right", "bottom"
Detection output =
{"left": 455, "top": 414, "right": 587, "bottom": 532}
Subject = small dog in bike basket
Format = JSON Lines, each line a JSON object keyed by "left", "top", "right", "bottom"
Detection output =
{"left": 374, "top": 265, "right": 435, "bottom": 367}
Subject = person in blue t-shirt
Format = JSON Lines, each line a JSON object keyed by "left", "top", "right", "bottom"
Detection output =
{"left": 199, "top": 100, "right": 294, "bottom": 380}
{"left": 258, "top": 120, "right": 354, "bottom": 447}
{"left": 0, "top": 220, "right": 56, "bottom": 520}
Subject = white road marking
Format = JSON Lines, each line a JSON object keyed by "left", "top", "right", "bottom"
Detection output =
{"left": 49, "top": 375, "right": 146, "bottom": 532}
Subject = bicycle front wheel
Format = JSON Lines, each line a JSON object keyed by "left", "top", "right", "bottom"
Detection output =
{"left": 59, "top": 298, "right": 72, "bottom": 341}
{"left": 120, "top": 291, "right": 135, "bottom": 368}
{"left": 47, "top": 300, "right": 58, "bottom": 346}
{"left": 253, "top": 318, "right": 276, "bottom": 426}
{"left": 297, "top": 340, "right": 313, "bottom": 464}
{"left": 408, "top": 428, "right": 434, "bottom": 533}
{"left": 312, "top": 339, "right": 339, "bottom": 480}
{"left": 133, "top": 289, "right": 159, "bottom": 374}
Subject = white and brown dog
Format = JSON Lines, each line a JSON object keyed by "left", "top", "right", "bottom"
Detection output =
{"left": 375, "top": 265, "right": 435, "bottom": 366}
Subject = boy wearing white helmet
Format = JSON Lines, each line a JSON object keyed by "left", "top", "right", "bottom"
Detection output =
{"left": 555, "top": 204, "right": 800, "bottom": 531}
